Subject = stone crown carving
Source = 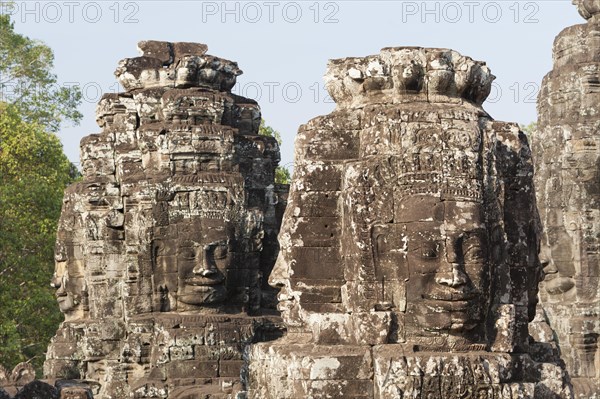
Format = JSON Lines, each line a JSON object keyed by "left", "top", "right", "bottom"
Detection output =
{"left": 114, "top": 40, "right": 242, "bottom": 92}
{"left": 325, "top": 47, "right": 495, "bottom": 108}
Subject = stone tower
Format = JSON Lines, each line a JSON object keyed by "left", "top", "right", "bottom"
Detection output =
{"left": 248, "top": 47, "right": 573, "bottom": 398}
{"left": 533, "top": 1, "right": 600, "bottom": 397}
{"left": 44, "top": 41, "right": 286, "bottom": 398}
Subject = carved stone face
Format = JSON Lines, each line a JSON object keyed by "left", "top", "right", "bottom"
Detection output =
{"left": 153, "top": 218, "right": 234, "bottom": 308}
{"left": 176, "top": 220, "right": 232, "bottom": 306}
{"left": 52, "top": 242, "right": 86, "bottom": 319}
{"left": 80, "top": 135, "right": 115, "bottom": 178}
{"left": 375, "top": 196, "right": 490, "bottom": 334}
{"left": 52, "top": 262, "right": 76, "bottom": 313}
{"left": 269, "top": 252, "right": 302, "bottom": 327}
{"left": 540, "top": 244, "right": 576, "bottom": 296}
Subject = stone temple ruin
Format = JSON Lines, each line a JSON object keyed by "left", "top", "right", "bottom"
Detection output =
{"left": 42, "top": 41, "right": 287, "bottom": 398}
{"left": 248, "top": 47, "right": 572, "bottom": 398}
{"left": 532, "top": 1, "right": 600, "bottom": 397}
{"left": 0, "top": 2, "right": 596, "bottom": 398}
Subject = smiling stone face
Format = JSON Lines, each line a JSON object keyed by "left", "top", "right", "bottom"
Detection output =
{"left": 176, "top": 219, "right": 233, "bottom": 306}
{"left": 50, "top": 187, "right": 89, "bottom": 322}
{"left": 371, "top": 196, "right": 490, "bottom": 339}
{"left": 51, "top": 251, "right": 87, "bottom": 317}
{"left": 152, "top": 217, "right": 236, "bottom": 310}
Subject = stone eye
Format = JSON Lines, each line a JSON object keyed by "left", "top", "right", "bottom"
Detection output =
{"left": 214, "top": 244, "right": 228, "bottom": 260}
{"left": 464, "top": 245, "right": 483, "bottom": 261}
{"left": 181, "top": 248, "right": 195, "bottom": 260}
{"left": 463, "top": 236, "right": 484, "bottom": 261}
{"left": 421, "top": 243, "right": 439, "bottom": 259}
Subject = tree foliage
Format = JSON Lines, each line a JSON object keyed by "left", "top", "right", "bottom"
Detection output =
{"left": 521, "top": 122, "right": 537, "bottom": 137}
{"left": 0, "top": 104, "right": 77, "bottom": 374}
{"left": 0, "top": 12, "right": 82, "bottom": 132}
{"left": 258, "top": 119, "right": 283, "bottom": 145}
{"left": 0, "top": 13, "right": 81, "bottom": 375}
{"left": 258, "top": 119, "right": 291, "bottom": 185}
{"left": 275, "top": 165, "right": 291, "bottom": 185}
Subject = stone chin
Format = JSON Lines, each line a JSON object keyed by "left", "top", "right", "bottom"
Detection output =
{"left": 177, "top": 284, "right": 227, "bottom": 305}
{"left": 275, "top": 298, "right": 294, "bottom": 321}
{"left": 419, "top": 315, "right": 480, "bottom": 333}
{"left": 544, "top": 276, "right": 576, "bottom": 295}
{"left": 275, "top": 290, "right": 303, "bottom": 327}
{"left": 57, "top": 295, "right": 77, "bottom": 313}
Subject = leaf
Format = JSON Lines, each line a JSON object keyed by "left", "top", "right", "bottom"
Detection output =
{"left": 0, "top": 102, "right": 77, "bottom": 376}
{"left": 0, "top": 13, "right": 82, "bottom": 132}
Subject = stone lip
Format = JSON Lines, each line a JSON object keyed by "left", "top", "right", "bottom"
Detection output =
{"left": 574, "top": 0, "right": 600, "bottom": 20}
{"left": 324, "top": 46, "right": 495, "bottom": 108}
{"left": 114, "top": 40, "right": 242, "bottom": 92}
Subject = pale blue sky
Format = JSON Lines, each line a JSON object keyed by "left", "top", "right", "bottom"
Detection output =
{"left": 8, "top": 0, "right": 583, "bottom": 168}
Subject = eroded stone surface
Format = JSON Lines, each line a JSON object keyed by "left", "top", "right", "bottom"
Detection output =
{"left": 248, "top": 47, "right": 573, "bottom": 398}
{"left": 43, "top": 41, "right": 287, "bottom": 398}
{"left": 0, "top": 363, "right": 35, "bottom": 396}
{"left": 0, "top": 366, "right": 94, "bottom": 399}
{"left": 532, "top": 2, "right": 600, "bottom": 397}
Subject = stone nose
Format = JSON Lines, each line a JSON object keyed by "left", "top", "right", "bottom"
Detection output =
{"left": 542, "top": 259, "right": 558, "bottom": 275}
{"left": 436, "top": 236, "right": 468, "bottom": 288}
{"left": 435, "top": 265, "right": 469, "bottom": 288}
{"left": 50, "top": 275, "right": 60, "bottom": 289}
{"left": 51, "top": 276, "right": 68, "bottom": 296}
{"left": 192, "top": 245, "right": 217, "bottom": 276}
{"left": 269, "top": 252, "right": 289, "bottom": 288}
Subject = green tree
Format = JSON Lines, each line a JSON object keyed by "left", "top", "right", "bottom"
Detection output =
{"left": 521, "top": 122, "right": 537, "bottom": 137}
{"left": 0, "top": 104, "right": 78, "bottom": 374}
{"left": 258, "top": 119, "right": 291, "bottom": 185}
{"left": 275, "top": 165, "right": 291, "bottom": 185}
{"left": 0, "top": 12, "right": 81, "bottom": 375}
{"left": 0, "top": 12, "right": 82, "bottom": 132}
